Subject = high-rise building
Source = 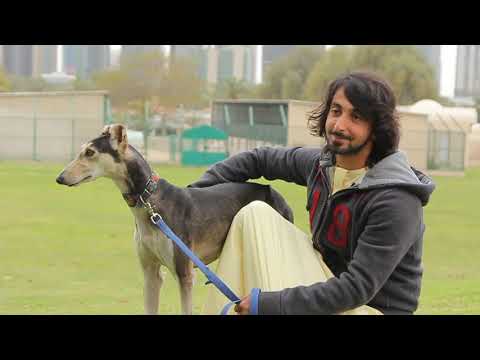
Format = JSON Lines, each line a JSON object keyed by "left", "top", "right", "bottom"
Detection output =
{"left": 32, "top": 45, "right": 58, "bottom": 76}
{"left": 262, "top": 45, "right": 325, "bottom": 80}
{"left": 110, "top": 47, "right": 122, "bottom": 69}
{"left": 169, "top": 45, "right": 212, "bottom": 83}
{"left": 415, "top": 45, "right": 441, "bottom": 86}
{"left": 63, "top": 45, "right": 88, "bottom": 78}
{"left": 241, "top": 45, "right": 257, "bottom": 84}
{"left": 170, "top": 45, "right": 203, "bottom": 59}
{"left": 203, "top": 46, "right": 218, "bottom": 84}
{"left": 63, "top": 45, "right": 110, "bottom": 79}
{"left": 0, "top": 45, "right": 4, "bottom": 69}
{"left": 455, "top": 45, "right": 480, "bottom": 98}
{"left": 217, "top": 46, "right": 235, "bottom": 82}
{"left": 218, "top": 45, "right": 256, "bottom": 84}
{"left": 86, "top": 45, "right": 110, "bottom": 76}
{"left": 200, "top": 45, "right": 257, "bottom": 84}
{"left": 262, "top": 45, "right": 296, "bottom": 69}
{"left": 2, "top": 45, "right": 58, "bottom": 78}
{"left": 3, "top": 45, "right": 34, "bottom": 77}
{"left": 121, "top": 45, "right": 164, "bottom": 63}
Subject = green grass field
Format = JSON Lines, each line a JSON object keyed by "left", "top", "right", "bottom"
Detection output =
{"left": 1, "top": 161, "right": 479, "bottom": 314}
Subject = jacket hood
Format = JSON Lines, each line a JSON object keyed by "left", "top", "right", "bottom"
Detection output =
{"left": 358, "top": 151, "right": 435, "bottom": 206}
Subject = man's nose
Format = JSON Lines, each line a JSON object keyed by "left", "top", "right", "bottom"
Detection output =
{"left": 333, "top": 114, "right": 349, "bottom": 132}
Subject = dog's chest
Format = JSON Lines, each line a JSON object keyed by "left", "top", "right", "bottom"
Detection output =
{"left": 131, "top": 208, "right": 175, "bottom": 272}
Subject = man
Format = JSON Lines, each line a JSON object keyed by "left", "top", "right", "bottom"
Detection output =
{"left": 190, "top": 72, "right": 435, "bottom": 315}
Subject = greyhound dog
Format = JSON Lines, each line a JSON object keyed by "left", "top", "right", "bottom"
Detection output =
{"left": 56, "top": 124, "right": 294, "bottom": 315}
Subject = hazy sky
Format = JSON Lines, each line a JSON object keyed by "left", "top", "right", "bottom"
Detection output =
{"left": 107, "top": 45, "right": 457, "bottom": 97}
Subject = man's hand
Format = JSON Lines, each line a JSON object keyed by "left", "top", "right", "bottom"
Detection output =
{"left": 234, "top": 295, "right": 251, "bottom": 315}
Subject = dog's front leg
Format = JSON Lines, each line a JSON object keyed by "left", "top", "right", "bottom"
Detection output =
{"left": 138, "top": 245, "right": 163, "bottom": 315}
{"left": 143, "top": 263, "right": 164, "bottom": 315}
{"left": 178, "top": 262, "right": 195, "bottom": 315}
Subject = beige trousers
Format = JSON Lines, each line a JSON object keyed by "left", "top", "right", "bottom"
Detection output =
{"left": 202, "top": 201, "right": 382, "bottom": 315}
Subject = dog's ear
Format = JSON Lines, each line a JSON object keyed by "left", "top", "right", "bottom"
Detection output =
{"left": 102, "top": 125, "right": 111, "bottom": 136}
{"left": 102, "top": 124, "right": 128, "bottom": 154}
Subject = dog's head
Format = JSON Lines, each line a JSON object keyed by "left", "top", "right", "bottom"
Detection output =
{"left": 56, "top": 124, "right": 130, "bottom": 187}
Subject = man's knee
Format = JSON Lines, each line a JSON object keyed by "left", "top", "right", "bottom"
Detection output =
{"left": 235, "top": 200, "right": 274, "bottom": 222}
{"left": 241, "top": 200, "right": 271, "bottom": 213}
{"left": 230, "top": 201, "right": 274, "bottom": 245}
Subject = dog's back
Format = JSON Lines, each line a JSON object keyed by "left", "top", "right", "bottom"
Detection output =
{"left": 263, "top": 185, "right": 294, "bottom": 223}
{"left": 186, "top": 182, "right": 293, "bottom": 223}
{"left": 228, "top": 182, "right": 294, "bottom": 223}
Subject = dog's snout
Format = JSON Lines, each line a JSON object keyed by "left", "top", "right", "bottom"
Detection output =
{"left": 56, "top": 174, "right": 65, "bottom": 185}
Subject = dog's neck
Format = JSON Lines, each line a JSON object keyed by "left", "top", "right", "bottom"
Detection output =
{"left": 112, "top": 145, "right": 156, "bottom": 201}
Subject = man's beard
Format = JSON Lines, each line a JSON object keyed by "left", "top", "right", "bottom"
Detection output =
{"left": 326, "top": 132, "right": 371, "bottom": 155}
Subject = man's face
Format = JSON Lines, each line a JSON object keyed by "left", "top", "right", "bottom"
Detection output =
{"left": 325, "top": 87, "right": 373, "bottom": 156}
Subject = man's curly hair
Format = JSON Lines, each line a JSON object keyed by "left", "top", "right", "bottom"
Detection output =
{"left": 308, "top": 71, "right": 400, "bottom": 167}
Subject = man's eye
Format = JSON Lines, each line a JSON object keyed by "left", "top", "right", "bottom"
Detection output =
{"left": 85, "top": 149, "right": 95, "bottom": 157}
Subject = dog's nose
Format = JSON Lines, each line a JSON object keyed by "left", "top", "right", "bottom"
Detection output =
{"left": 56, "top": 175, "right": 65, "bottom": 185}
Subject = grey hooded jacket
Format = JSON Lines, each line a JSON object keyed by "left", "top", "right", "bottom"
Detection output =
{"left": 189, "top": 146, "right": 436, "bottom": 315}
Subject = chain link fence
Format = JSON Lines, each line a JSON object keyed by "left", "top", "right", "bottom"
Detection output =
{"left": 0, "top": 114, "right": 102, "bottom": 162}
{"left": 1, "top": 93, "right": 468, "bottom": 172}
{"left": 0, "top": 91, "right": 108, "bottom": 162}
{"left": 427, "top": 129, "right": 466, "bottom": 171}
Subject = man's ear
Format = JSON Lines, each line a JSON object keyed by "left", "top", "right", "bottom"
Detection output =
{"left": 102, "top": 124, "right": 128, "bottom": 154}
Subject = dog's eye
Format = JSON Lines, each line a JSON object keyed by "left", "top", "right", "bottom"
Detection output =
{"left": 85, "top": 149, "right": 95, "bottom": 157}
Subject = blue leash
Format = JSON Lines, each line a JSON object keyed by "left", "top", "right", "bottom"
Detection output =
{"left": 149, "top": 212, "right": 261, "bottom": 315}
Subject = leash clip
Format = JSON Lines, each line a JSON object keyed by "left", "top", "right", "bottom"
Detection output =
{"left": 139, "top": 195, "right": 162, "bottom": 227}
{"left": 139, "top": 195, "right": 155, "bottom": 216}
{"left": 150, "top": 213, "right": 162, "bottom": 224}
{"left": 140, "top": 197, "right": 162, "bottom": 226}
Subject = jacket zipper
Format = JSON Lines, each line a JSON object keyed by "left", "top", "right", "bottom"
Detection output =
{"left": 313, "top": 167, "right": 333, "bottom": 247}
{"left": 314, "top": 166, "right": 359, "bottom": 251}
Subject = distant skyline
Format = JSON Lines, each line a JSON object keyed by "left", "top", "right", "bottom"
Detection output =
{"left": 441, "top": 45, "right": 456, "bottom": 98}
{"left": 59, "top": 45, "right": 457, "bottom": 98}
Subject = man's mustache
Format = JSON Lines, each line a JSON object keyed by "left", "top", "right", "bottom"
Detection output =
{"left": 328, "top": 131, "right": 353, "bottom": 141}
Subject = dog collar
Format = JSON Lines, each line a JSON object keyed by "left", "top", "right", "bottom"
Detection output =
{"left": 123, "top": 174, "right": 160, "bottom": 207}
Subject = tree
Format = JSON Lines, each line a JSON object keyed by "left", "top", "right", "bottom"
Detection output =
{"left": 350, "top": 45, "right": 439, "bottom": 105}
{"left": 8, "top": 76, "right": 49, "bottom": 92}
{"left": 94, "top": 50, "right": 166, "bottom": 118}
{"left": 303, "top": 45, "right": 439, "bottom": 105}
{"left": 93, "top": 69, "right": 130, "bottom": 108}
{"left": 303, "top": 46, "right": 354, "bottom": 101}
{"left": 72, "top": 78, "right": 97, "bottom": 91}
{"left": 120, "top": 50, "right": 168, "bottom": 108}
{"left": 0, "top": 67, "right": 11, "bottom": 92}
{"left": 259, "top": 46, "right": 324, "bottom": 99}
{"left": 214, "top": 78, "right": 256, "bottom": 100}
{"left": 160, "top": 56, "right": 206, "bottom": 109}
{"left": 437, "top": 96, "right": 456, "bottom": 107}
{"left": 94, "top": 51, "right": 208, "bottom": 111}
{"left": 473, "top": 97, "right": 480, "bottom": 123}
{"left": 93, "top": 50, "right": 168, "bottom": 140}
{"left": 281, "top": 70, "right": 304, "bottom": 99}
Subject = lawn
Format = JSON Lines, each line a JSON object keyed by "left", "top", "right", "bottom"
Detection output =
{"left": 0, "top": 161, "right": 479, "bottom": 314}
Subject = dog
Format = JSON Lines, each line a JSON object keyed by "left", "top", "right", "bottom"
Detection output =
{"left": 56, "top": 124, "right": 294, "bottom": 315}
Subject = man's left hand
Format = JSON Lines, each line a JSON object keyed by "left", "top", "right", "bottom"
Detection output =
{"left": 234, "top": 295, "right": 251, "bottom": 315}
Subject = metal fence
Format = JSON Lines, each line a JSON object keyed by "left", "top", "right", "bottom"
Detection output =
{"left": 2, "top": 109, "right": 467, "bottom": 172}
{"left": 0, "top": 114, "right": 102, "bottom": 162}
{"left": 164, "top": 127, "right": 469, "bottom": 172}
{"left": 427, "top": 128, "right": 466, "bottom": 171}
{"left": 212, "top": 101, "right": 289, "bottom": 146}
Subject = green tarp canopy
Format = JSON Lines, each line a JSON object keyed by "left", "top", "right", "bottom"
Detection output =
{"left": 182, "top": 125, "right": 228, "bottom": 140}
